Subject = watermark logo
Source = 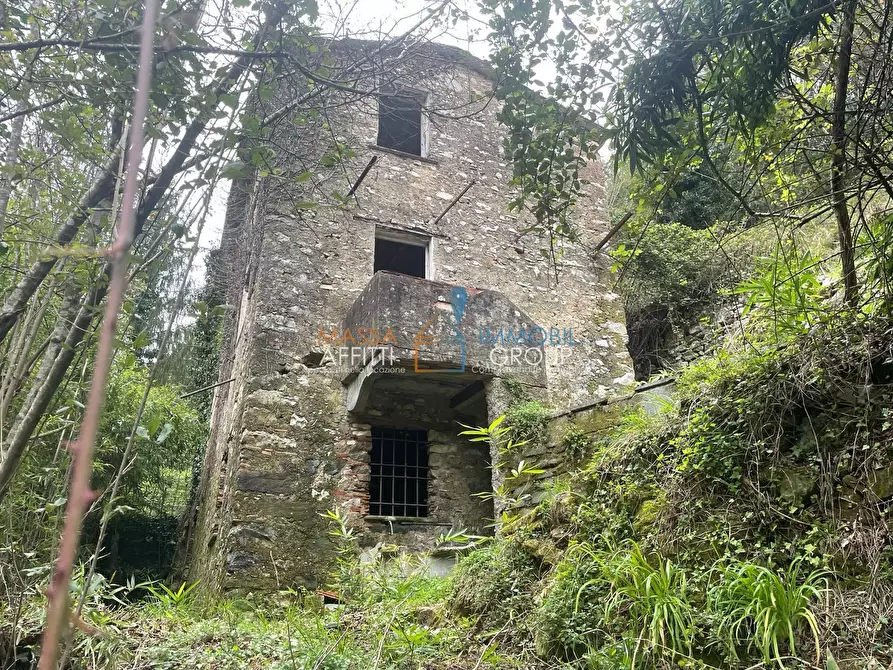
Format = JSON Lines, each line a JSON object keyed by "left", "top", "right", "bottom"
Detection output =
{"left": 316, "top": 327, "right": 398, "bottom": 348}
{"left": 478, "top": 327, "right": 579, "bottom": 347}
{"left": 413, "top": 286, "right": 467, "bottom": 373}
{"left": 315, "top": 327, "right": 399, "bottom": 373}
{"left": 312, "top": 285, "right": 581, "bottom": 376}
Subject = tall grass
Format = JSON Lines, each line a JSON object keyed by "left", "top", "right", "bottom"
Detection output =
{"left": 577, "top": 541, "right": 694, "bottom": 664}
{"left": 708, "top": 558, "right": 827, "bottom": 665}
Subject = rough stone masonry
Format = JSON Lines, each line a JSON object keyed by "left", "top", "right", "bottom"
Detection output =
{"left": 181, "top": 40, "right": 636, "bottom": 595}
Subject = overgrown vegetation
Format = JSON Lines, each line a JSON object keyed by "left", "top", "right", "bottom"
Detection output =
{"left": 2, "top": 0, "right": 893, "bottom": 666}
{"left": 12, "top": 260, "right": 893, "bottom": 669}
{"left": 448, "top": 313, "right": 893, "bottom": 668}
{"left": 0, "top": 0, "right": 475, "bottom": 664}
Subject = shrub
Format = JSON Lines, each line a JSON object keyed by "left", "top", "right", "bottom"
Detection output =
{"left": 535, "top": 552, "right": 607, "bottom": 660}
{"left": 611, "top": 221, "right": 731, "bottom": 319}
{"left": 98, "top": 362, "right": 207, "bottom": 516}
{"left": 734, "top": 249, "right": 827, "bottom": 340}
{"left": 505, "top": 401, "right": 551, "bottom": 446}
{"left": 450, "top": 540, "right": 542, "bottom": 633}
{"left": 561, "top": 422, "right": 592, "bottom": 463}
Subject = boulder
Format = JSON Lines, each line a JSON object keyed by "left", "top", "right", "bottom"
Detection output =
{"left": 776, "top": 466, "right": 817, "bottom": 508}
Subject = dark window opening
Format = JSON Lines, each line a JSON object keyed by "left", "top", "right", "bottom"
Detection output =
{"left": 369, "top": 427, "right": 429, "bottom": 517}
{"left": 374, "top": 237, "right": 426, "bottom": 278}
{"left": 626, "top": 305, "right": 674, "bottom": 381}
{"left": 377, "top": 94, "right": 423, "bottom": 156}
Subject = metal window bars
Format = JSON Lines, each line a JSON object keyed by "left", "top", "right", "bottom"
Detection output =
{"left": 369, "top": 427, "right": 429, "bottom": 517}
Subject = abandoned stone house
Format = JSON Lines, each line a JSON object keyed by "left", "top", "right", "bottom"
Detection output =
{"left": 182, "top": 40, "right": 636, "bottom": 594}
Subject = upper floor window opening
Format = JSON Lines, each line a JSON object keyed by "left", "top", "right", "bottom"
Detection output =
{"left": 374, "top": 227, "right": 430, "bottom": 279}
{"left": 377, "top": 90, "right": 428, "bottom": 157}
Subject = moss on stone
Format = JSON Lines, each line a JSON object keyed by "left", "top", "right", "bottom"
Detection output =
{"left": 633, "top": 495, "right": 665, "bottom": 533}
{"left": 775, "top": 466, "right": 818, "bottom": 508}
{"left": 869, "top": 463, "right": 893, "bottom": 500}
{"left": 521, "top": 538, "right": 562, "bottom": 566}
{"left": 570, "top": 402, "right": 627, "bottom": 436}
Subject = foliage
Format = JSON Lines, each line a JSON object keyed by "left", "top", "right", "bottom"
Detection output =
{"left": 611, "top": 221, "right": 730, "bottom": 318}
{"left": 443, "top": 310, "right": 893, "bottom": 667}
{"left": 163, "top": 248, "right": 227, "bottom": 421}
{"left": 147, "top": 581, "right": 201, "bottom": 612}
{"left": 578, "top": 541, "right": 695, "bottom": 662}
{"left": 98, "top": 362, "right": 206, "bottom": 516}
{"left": 104, "top": 602, "right": 365, "bottom": 669}
{"left": 485, "top": 0, "right": 893, "bottom": 320}
{"left": 561, "top": 422, "right": 592, "bottom": 464}
{"left": 502, "top": 376, "right": 532, "bottom": 404}
{"left": 6, "top": 532, "right": 516, "bottom": 668}
{"left": 708, "top": 559, "right": 828, "bottom": 665}
{"left": 860, "top": 213, "right": 893, "bottom": 312}
{"left": 735, "top": 248, "right": 828, "bottom": 340}
{"left": 505, "top": 400, "right": 552, "bottom": 447}
{"left": 450, "top": 539, "right": 543, "bottom": 638}
{"left": 479, "top": 0, "right": 606, "bottom": 263}
{"left": 535, "top": 551, "right": 607, "bottom": 659}
{"left": 653, "top": 168, "right": 743, "bottom": 231}
{"left": 460, "top": 414, "right": 546, "bottom": 520}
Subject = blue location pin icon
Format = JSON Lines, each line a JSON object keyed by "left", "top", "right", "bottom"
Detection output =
{"left": 450, "top": 286, "right": 467, "bottom": 327}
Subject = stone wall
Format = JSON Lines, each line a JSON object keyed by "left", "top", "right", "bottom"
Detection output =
{"left": 627, "top": 302, "right": 744, "bottom": 380}
{"left": 665, "top": 305, "right": 742, "bottom": 367}
{"left": 337, "top": 422, "right": 492, "bottom": 556}
{"left": 496, "top": 387, "right": 676, "bottom": 512}
{"left": 184, "top": 41, "right": 636, "bottom": 596}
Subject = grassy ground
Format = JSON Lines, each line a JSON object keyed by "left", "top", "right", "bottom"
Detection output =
{"left": 4, "top": 563, "right": 541, "bottom": 670}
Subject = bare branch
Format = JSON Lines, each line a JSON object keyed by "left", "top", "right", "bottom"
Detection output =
{"left": 37, "top": 0, "right": 158, "bottom": 664}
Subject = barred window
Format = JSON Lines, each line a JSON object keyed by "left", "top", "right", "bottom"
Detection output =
{"left": 369, "top": 427, "right": 429, "bottom": 517}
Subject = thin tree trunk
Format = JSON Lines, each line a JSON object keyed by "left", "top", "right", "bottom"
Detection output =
{"left": 0, "top": 150, "right": 122, "bottom": 345}
{"left": 0, "top": 0, "right": 42, "bottom": 238}
{"left": 0, "top": 2, "right": 290, "bottom": 502}
{"left": 0, "top": 280, "right": 31, "bottom": 406}
{"left": 0, "top": 283, "right": 103, "bottom": 500}
{"left": 77, "top": 98, "right": 238, "bottom": 614}
{"left": 0, "top": 284, "right": 84, "bottom": 498}
{"left": 0, "top": 271, "right": 56, "bottom": 432}
{"left": 0, "top": 0, "right": 284, "bottom": 348}
{"left": 0, "top": 107, "right": 25, "bottom": 238}
{"left": 831, "top": 0, "right": 859, "bottom": 308}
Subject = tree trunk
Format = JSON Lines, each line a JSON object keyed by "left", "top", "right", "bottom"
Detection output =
{"left": 831, "top": 0, "right": 859, "bottom": 308}
{"left": 0, "top": 2, "right": 292, "bottom": 501}
{"left": 0, "top": 271, "right": 56, "bottom": 429}
{"left": 0, "top": 0, "right": 42, "bottom": 238}
{"left": 0, "top": 0, "right": 287, "bottom": 348}
{"left": 0, "top": 283, "right": 101, "bottom": 500}
{"left": 0, "top": 107, "right": 26, "bottom": 238}
{"left": 0, "top": 150, "right": 122, "bottom": 345}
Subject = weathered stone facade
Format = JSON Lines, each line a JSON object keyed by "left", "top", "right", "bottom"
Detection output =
{"left": 183, "top": 41, "right": 635, "bottom": 595}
